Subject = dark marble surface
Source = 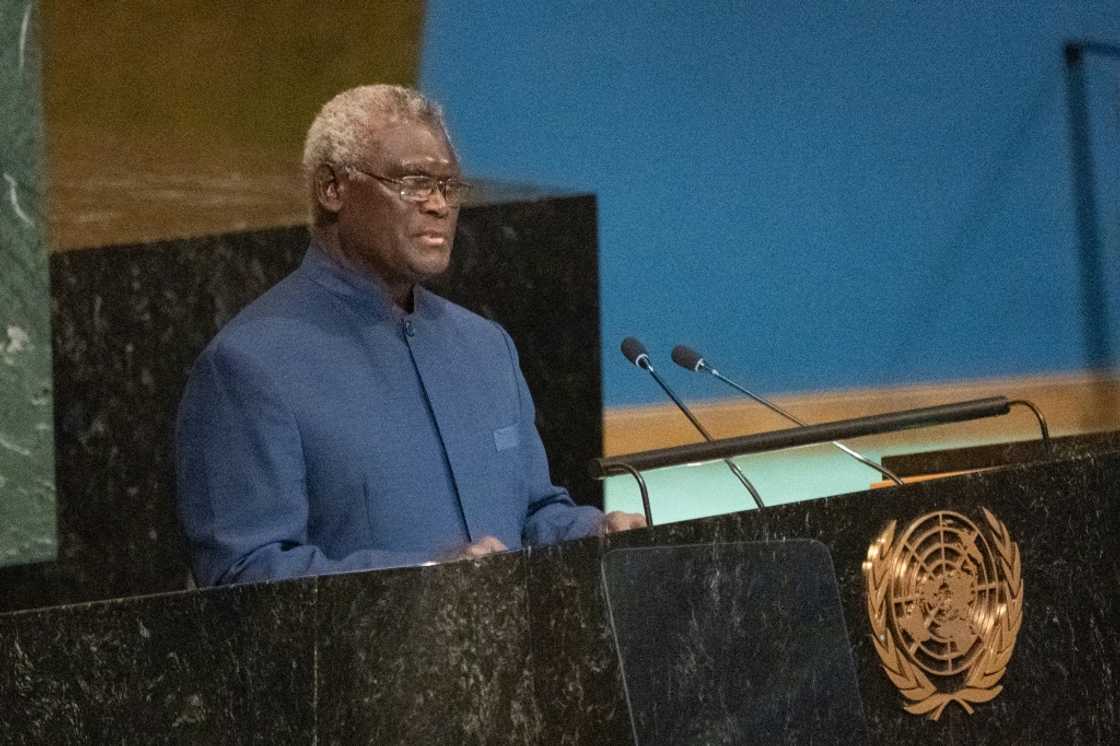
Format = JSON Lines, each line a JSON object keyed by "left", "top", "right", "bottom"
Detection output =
{"left": 0, "top": 556, "right": 532, "bottom": 745}
{"left": 1, "top": 436, "right": 1117, "bottom": 743}
{"left": 525, "top": 437, "right": 1120, "bottom": 744}
{"left": 317, "top": 555, "right": 537, "bottom": 744}
{"left": 0, "top": 192, "right": 602, "bottom": 613}
{"left": 0, "top": 578, "right": 317, "bottom": 744}
{"left": 0, "top": 229, "right": 306, "bottom": 614}
{"left": 602, "top": 541, "right": 866, "bottom": 744}
{"left": 527, "top": 535, "right": 630, "bottom": 745}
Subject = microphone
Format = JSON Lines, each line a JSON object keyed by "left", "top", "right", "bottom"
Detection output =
{"left": 620, "top": 337, "right": 765, "bottom": 509}
{"left": 620, "top": 337, "right": 652, "bottom": 370}
{"left": 671, "top": 345, "right": 904, "bottom": 486}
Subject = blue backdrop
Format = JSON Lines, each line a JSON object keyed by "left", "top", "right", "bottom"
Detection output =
{"left": 420, "top": 2, "right": 1120, "bottom": 407}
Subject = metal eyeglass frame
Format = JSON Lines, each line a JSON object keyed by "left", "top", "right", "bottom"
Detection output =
{"left": 347, "top": 167, "right": 472, "bottom": 206}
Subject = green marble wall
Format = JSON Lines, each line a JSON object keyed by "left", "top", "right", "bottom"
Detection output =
{"left": 0, "top": 2, "right": 54, "bottom": 566}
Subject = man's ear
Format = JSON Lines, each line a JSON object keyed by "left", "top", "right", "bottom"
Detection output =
{"left": 314, "top": 164, "right": 345, "bottom": 216}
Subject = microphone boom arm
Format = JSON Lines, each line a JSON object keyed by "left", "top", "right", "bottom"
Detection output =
{"left": 589, "top": 396, "right": 1013, "bottom": 479}
{"left": 707, "top": 367, "right": 904, "bottom": 486}
{"left": 645, "top": 365, "right": 766, "bottom": 510}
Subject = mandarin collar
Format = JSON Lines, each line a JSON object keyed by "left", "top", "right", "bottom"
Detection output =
{"left": 301, "top": 242, "right": 434, "bottom": 322}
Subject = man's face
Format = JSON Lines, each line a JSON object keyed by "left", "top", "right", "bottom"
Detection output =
{"left": 336, "top": 122, "right": 460, "bottom": 291}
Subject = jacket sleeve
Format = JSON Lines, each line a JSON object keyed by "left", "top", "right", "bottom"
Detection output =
{"left": 493, "top": 328, "right": 604, "bottom": 546}
{"left": 175, "top": 340, "right": 432, "bottom": 586}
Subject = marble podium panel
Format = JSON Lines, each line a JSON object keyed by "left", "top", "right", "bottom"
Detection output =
{"left": 0, "top": 436, "right": 1118, "bottom": 742}
{"left": 525, "top": 438, "right": 1120, "bottom": 744}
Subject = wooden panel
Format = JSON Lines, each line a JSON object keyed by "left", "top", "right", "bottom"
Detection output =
{"left": 40, "top": 1, "right": 426, "bottom": 251}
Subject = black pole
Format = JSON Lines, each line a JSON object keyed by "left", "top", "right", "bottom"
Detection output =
{"left": 1063, "top": 42, "right": 1115, "bottom": 373}
{"left": 589, "top": 397, "right": 1012, "bottom": 479}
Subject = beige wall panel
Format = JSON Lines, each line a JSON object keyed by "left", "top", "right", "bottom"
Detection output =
{"left": 40, "top": 1, "right": 426, "bottom": 250}
{"left": 603, "top": 371, "right": 1120, "bottom": 457}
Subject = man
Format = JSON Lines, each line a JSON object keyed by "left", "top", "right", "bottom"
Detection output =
{"left": 176, "top": 85, "right": 644, "bottom": 586}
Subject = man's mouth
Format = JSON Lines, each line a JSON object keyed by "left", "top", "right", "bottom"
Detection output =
{"left": 416, "top": 232, "right": 448, "bottom": 248}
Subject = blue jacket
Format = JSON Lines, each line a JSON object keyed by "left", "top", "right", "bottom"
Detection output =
{"left": 176, "top": 244, "right": 602, "bottom": 585}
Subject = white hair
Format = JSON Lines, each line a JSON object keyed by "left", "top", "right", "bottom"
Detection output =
{"left": 302, "top": 84, "right": 453, "bottom": 225}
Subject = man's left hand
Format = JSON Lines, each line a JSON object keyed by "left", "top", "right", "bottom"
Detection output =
{"left": 599, "top": 511, "right": 648, "bottom": 535}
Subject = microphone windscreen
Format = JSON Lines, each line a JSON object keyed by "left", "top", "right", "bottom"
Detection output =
{"left": 671, "top": 345, "right": 704, "bottom": 371}
{"left": 620, "top": 337, "right": 649, "bottom": 366}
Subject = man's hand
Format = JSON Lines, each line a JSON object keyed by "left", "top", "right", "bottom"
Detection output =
{"left": 599, "top": 511, "right": 648, "bottom": 535}
{"left": 447, "top": 535, "right": 509, "bottom": 561}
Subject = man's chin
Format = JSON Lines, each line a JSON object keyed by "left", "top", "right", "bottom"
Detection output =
{"left": 417, "top": 241, "right": 454, "bottom": 270}
{"left": 410, "top": 255, "right": 452, "bottom": 283}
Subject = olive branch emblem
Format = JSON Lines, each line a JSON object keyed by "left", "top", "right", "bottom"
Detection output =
{"left": 863, "top": 508, "right": 1023, "bottom": 720}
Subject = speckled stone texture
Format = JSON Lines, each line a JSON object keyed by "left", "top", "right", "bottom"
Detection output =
{"left": 602, "top": 541, "right": 866, "bottom": 744}
{"left": 0, "top": 578, "right": 317, "bottom": 744}
{"left": 0, "top": 558, "right": 533, "bottom": 745}
{"left": 526, "top": 437, "right": 1120, "bottom": 744}
{"left": 0, "top": 191, "right": 601, "bottom": 613}
{"left": 1, "top": 435, "right": 1116, "bottom": 743}
{"left": 317, "top": 556, "right": 537, "bottom": 744}
{"left": 0, "top": 1, "right": 56, "bottom": 567}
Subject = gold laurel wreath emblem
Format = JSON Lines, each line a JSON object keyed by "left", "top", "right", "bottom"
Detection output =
{"left": 863, "top": 508, "right": 1024, "bottom": 720}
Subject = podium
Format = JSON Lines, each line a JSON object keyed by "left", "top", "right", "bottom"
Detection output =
{"left": 1, "top": 432, "right": 1117, "bottom": 743}
{"left": 602, "top": 541, "right": 866, "bottom": 743}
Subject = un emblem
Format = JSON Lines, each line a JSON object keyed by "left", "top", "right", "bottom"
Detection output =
{"left": 863, "top": 508, "right": 1024, "bottom": 719}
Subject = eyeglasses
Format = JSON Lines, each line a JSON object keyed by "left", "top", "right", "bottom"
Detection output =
{"left": 348, "top": 167, "right": 472, "bottom": 206}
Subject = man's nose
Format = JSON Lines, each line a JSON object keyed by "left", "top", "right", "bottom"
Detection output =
{"left": 420, "top": 186, "right": 451, "bottom": 215}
